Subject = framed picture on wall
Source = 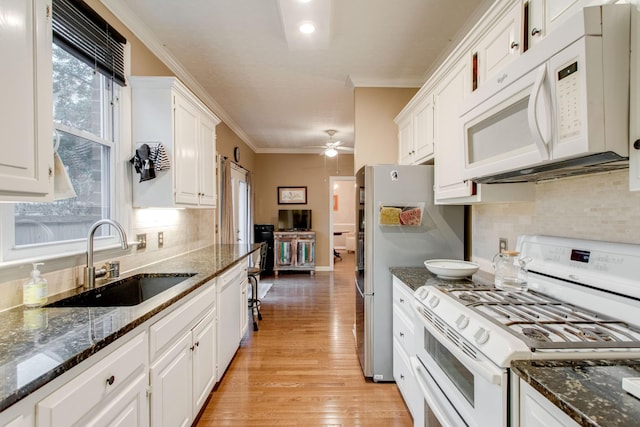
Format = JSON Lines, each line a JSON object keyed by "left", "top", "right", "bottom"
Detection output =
{"left": 278, "top": 186, "right": 307, "bottom": 204}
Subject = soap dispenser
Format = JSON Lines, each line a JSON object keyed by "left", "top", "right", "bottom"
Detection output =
{"left": 23, "top": 262, "right": 48, "bottom": 308}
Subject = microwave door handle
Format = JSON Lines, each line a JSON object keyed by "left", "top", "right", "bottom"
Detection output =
{"left": 527, "top": 64, "right": 551, "bottom": 160}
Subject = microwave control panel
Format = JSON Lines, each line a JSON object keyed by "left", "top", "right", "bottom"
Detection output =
{"left": 556, "top": 61, "right": 581, "bottom": 141}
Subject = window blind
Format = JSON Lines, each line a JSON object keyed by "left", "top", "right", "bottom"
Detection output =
{"left": 52, "top": 0, "right": 127, "bottom": 86}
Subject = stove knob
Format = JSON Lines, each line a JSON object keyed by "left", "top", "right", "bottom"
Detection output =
{"left": 416, "top": 287, "right": 430, "bottom": 301}
{"left": 455, "top": 315, "right": 469, "bottom": 330}
{"left": 474, "top": 327, "right": 490, "bottom": 345}
{"left": 428, "top": 296, "right": 440, "bottom": 308}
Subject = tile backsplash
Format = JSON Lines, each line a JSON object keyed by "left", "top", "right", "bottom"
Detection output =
{"left": 472, "top": 170, "right": 640, "bottom": 271}
{"left": 0, "top": 208, "right": 216, "bottom": 312}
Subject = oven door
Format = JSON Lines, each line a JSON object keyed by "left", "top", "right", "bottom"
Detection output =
{"left": 413, "top": 303, "right": 508, "bottom": 427}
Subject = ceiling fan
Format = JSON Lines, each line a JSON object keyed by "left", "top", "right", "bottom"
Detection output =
{"left": 315, "top": 130, "right": 354, "bottom": 157}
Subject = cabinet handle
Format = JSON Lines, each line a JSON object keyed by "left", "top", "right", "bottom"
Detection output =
{"left": 510, "top": 41, "right": 519, "bottom": 49}
{"left": 531, "top": 27, "right": 542, "bottom": 36}
{"left": 190, "top": 345, "right": 195, "bottom": 351}
{"left": 399, "top": 298, "right": 404, "bottom": 303}
{"left": 195, "top": 341, "right": 200, "bottom": 347}
{"left": 106, "top": 375, "right": 115, "bottom": 386}
{"left": 399, "top": 332, "right": 404, "bottom": 338}
{"left": 633, "top": 139, "right": 640, "bottom": 150}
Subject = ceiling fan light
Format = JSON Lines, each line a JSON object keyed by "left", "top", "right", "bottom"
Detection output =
{"left": 325, "top": 148, "right": 338, "bottom": 157}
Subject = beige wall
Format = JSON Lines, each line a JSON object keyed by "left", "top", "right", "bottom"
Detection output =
{"left": 253, "top": 153, "right": 354, "bottom": 267}
{"left": 354, "top": 87, "right": 418, "bottom": 171}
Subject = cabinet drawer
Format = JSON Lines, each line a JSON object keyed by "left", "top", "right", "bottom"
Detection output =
{"left": 393, "top": 337, "right": 419, "bottom": 418}
{"left": 218, "top": 263, "right": 244, "bottom": 290}
{"left": 149, "top": 282, "right": 215, "bottom": 361}
{"left": 392, "top": 307, "right": 414, "bottom": 355}
{"left": 37, "top": 330, "right": 147, "bottom": 427}
{"left": 392, "top": 277, "right": 415, "bottom": 321}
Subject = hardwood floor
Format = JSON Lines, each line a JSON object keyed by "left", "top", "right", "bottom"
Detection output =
{"left": 197, "top": 251, "right": 412, "bottom": 426}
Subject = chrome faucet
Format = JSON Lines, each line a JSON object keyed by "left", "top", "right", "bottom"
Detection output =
{"left": 84, "top": 219, "right": 129, "bottom": 289}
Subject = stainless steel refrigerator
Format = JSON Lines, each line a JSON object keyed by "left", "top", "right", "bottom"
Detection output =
{"left": 354, "top": 164, "right": 464, "bottom": 381}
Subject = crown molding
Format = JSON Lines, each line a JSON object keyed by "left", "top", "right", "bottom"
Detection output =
{"left": 346, "top": 75, "right": 423, "bottom": 88}
{"left": 100, "top": 0, "right": 258, "bottom": 152}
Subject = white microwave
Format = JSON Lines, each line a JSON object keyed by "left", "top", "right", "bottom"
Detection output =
{"left": 460, "top": 5, "right": 631, "bottom": 184}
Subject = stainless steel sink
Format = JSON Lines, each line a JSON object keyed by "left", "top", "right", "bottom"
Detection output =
{"left": 45, "top": 273, "right": 197, "bottom": 307}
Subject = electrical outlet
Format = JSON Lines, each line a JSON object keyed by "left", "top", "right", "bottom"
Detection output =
{"left": 136, "top": 233, "right": 147, "bottom": 250}
{"left": 158, "top": 231, "right": 164, "bottom": 248}
{"left": 499, "top": 237, "right": 508, "bottom": 253}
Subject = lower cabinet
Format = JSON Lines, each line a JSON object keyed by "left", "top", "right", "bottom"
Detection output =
{"left": 1, "top": 263, "right": 255, "bottom": 427}
{"left": 518, "top": 380, "right": 579, "bottom": 427}
{"left": 36, "top": 331, "right": 148, "bottom": 427}
{"left": 149, "top": 283, "right": 217, "bottom": 427}
{"left": 150, "top": 308, "right": 216, "bottom": 427}
{"left": 217, "top": 263, "right": 245, "bottom": 378}
{"left": 391, "top": 277, "right": 419, "bottom": 419}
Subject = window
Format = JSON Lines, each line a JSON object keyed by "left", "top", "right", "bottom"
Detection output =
{"left": 2, "top": 0, "right": 127, "bottom": 261}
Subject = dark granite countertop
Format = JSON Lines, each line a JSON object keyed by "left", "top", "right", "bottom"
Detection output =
{"left": 512, "top": 359, "right": 640, "bottom": 426}
{"left": 0, "top": 243, "right": 259, "bottom": 412}
{"left": 389, "top": 266, "right": 492, "bottom": 292}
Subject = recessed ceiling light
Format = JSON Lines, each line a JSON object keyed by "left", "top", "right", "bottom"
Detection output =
{"left": 298, "top": 0, "right": 312, "bottom": 3}
{"left": 298, "top": 21, "right": 316, "bottom": 34}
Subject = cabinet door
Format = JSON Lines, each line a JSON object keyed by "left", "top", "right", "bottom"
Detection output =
{"left": 174, "top": 94, "right": 201, "bottom": 206}
{"left": 0, "top": 0, "right": 53, "bottom": 202}
{"left": 82, "top": 373, "right": 148, "bottom": 427}
{"left": 413, "top": 94, "right": 435, "bottom": 163}
{"left": 397, "top": 115, "right": 414, "bottom": 165}
{"left": 474, "top": 2, "right": 522, "bottom": 86}
{"left": 198, "top": 113, "right": 217, "bottom": 206}
{"left": 240, "top": 277, "right": 248, "bottom": 337}
{"left": 520, "top": 381, "right": 579, "bottom": 427}
{"left": 150, "top": 331, "right": 193, "bottom": 427}
{"left": 192, "top": 309, "right": 216, "bottom": 417}
{"left": 434, "top": 60, "right": 474, "bottom": 201}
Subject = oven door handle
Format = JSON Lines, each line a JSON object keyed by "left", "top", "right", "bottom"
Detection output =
{"left": 411, "top": 356, "right": 466, "bottom": 427}
{"left": 414, "top": 304, "right": 503, "bottom": 385}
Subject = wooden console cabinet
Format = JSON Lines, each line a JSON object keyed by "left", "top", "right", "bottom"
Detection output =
{"left": 274, "top": 231, "right": 315, "bottom": 276}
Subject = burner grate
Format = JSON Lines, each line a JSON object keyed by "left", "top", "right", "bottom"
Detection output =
{"left": 439, "top": 285, "right": 640, "bottom": 350}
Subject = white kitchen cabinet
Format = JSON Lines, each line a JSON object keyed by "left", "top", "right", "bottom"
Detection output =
{"left": 471, "top": 1, "right": 522, "bottom": 88}
{"left": 149, "top": 308, "right": 216, "bottom": 427}
{"left": 0, "top": 0, "right": 53, "bottom": 202}
{"left": 240, "top": 273, "right": 249, "bottom": 338}
{"left": 217, "top": 262, "right": 245, "bottom": 378}
{"left": 148, "top": 282, "right": 217, "bottom": 426}
{"left": 433, "top": 60, "right": 473, "bottom": 202}
{"left": 150, "top": 330, "right": 193, "bottom": 427}
{"left": 391, "top": 277, "right": 419, "bottom": 419}
{"left": 396, "top": 93, "right": 435, "bottom": 165}
{"left": 526, "top": 0, "right": 604, "bottom": 49}
{"left": 130, "top": 76, "right": 220, "bottom": 208}
{"left": 37, "top": 331, "right": 148, "bottom": 427}
{"left": 519, "top": 380, "right": 579, "bottom": 427}
{"left": 192, "top": 309, "right": 217, "bottom": 415}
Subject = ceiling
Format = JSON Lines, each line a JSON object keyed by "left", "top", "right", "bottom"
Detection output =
{"left": 104, "top": 0, "right": 492, "bottom": 154}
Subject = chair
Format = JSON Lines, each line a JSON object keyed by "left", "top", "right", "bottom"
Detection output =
{"left": 248, "top": 242, "right": 268, "bottom": 331}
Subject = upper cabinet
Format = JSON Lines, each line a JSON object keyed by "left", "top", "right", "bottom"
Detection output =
{"left": 0, "top": 0, "right": 53, "bottom": 202}
{"left": 131, "top": 77, "right": 220, "bottom": 208}
{"left": 471, "top": 1, "right": 522, "bottom": 89}
{"left": 528, "top": 0, "right": 604, "bottom": 48}
{"left": 396, "top": 92, "right": 435, "bottom": 165}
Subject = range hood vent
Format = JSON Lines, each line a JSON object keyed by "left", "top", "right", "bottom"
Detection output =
{"left": 473, "top": 152, "right": 628, "bottom": 184}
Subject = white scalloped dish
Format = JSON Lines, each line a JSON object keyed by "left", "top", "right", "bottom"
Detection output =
{"left": 424, "top": 259, "right": 479, "bottom": 279}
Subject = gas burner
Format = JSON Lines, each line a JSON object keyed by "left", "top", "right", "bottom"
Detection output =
{"left": 567, "top": 326, "right": 614, "bottom": 342}
{"left": 458, "top": 292, "right": 481, "bottom": 303}
{"left": 522, "top": 327, "right": 551, "bottom": 342}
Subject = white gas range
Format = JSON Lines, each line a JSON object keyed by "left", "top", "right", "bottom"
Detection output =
{"left": 411, "top": 235, "right": 640, "bottom": 427}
